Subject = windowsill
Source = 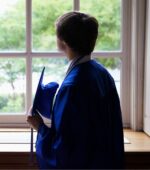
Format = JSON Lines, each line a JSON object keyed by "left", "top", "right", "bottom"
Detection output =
{"left": 0, "top": 128, "right": 150, "bottom": 152}
{"left": 124, "top": 129, "right": 150, "bottom": 152}
{"left": 0, "top": 128, "right": 36, "bottom": 152}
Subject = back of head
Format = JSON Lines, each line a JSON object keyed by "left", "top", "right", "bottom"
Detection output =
{"left": 56, "top": 11, "right": 99, "bottom": 56}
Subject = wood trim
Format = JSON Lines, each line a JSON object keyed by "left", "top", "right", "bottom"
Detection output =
{"left": 125, "top": 152, "right": 150, "bottom": 169}
{"left": 0, "top": 152, "right": 150, "bottom": 169}
{"left": 0, "top": 152, "right": 38, "bottom": 169}
{"left": 144, "top": 0, "right": 150, "bottom": 136}
{"left": 130, "top": 0, "right": 146, "bottom": 130}
{"left": 121, "top": 0, "right": 132, "bottom": 127}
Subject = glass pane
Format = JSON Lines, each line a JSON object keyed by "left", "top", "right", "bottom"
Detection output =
{"left": 0, "top": 58, "right": 26, "bottom": 115}
{"left": 32, "top": 0, "right": 73, "bottom": 51}
{"left": 80, "top": 0, "right": 121, "bottom": 51}
{"left": 32, "top": 57, "right": 121, "bottom": 96}
{"left": 32, "top": 57, "right": 68, "bottom": 95}
{"left": 0, "top": 0, "right": 25, "bottom": 51}
{"left": 94, "top": 57, "right": 121, "bottom": 96}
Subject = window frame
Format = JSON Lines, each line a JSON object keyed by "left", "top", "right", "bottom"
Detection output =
{"left": 144, "top": 0, "right": 150, "bottom": 136}
{"left": 0, "top": 0, "right": 131, "bottom": 127}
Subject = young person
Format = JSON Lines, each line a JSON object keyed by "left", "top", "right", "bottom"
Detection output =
{"left": 27, "top": 11, "right": 124, "bottom": 169}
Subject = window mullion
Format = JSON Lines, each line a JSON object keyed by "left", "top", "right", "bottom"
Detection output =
{"left": 92, "top": 51, "right": 123, "bottom": 58}
{"left": 130, "top": 0, "right": 146, "bottom": 130}
{"left": 26, "top": 0, "right": 32, "bottom": 113}
{"left": 120, "top": 0, "right": 131, "bottom": 127}
{"left": 0, "top": 53, "right": 27, "bottom": 57}
{"left": 74, "top": 0, "right": 80, "bottom": 11}
{"left": 23, "top": 51, "right": 123, "bottom": 58}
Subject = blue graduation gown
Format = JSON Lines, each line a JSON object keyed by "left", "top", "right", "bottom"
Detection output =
{"left": 36, "top": 60, "right": 124, "bottom": 169}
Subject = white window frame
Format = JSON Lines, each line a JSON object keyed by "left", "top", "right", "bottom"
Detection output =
{"left": 144, "top": 0, "right": 150, "bottom": 135}
{"left": 130, "top": 0, "right": 146, "bottom": 131}
{"left": 0, "top": 0, "right": 135, "bottom": 128}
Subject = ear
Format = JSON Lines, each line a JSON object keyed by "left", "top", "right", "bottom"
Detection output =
{"left": 57, "top": 38, "right": 67, "bottom": 51}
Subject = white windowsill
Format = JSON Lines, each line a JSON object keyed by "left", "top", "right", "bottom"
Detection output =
{"left": 0, "top": 129, "right": 150, "bottom": 152}
{"left": 0, "top": 128, "right": 36, "bottom": 152}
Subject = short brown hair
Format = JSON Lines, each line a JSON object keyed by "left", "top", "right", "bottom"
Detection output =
{"left": 55, "top": 11, "right": 99, "bottom": 56}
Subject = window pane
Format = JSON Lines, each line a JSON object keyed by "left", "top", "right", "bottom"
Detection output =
{"left": 0, "top": 58, "right": 26, "bottom": 115}
{"left": 80, "top": 0, "right": 121, "bottom": 51}
{"left": 94, "top": 57, "right": 121, "bottom": 96}
{"left": 32, "top": 57, "right": 120, "bottom": 96}
{"left": 32, "top": 0, "right": 73, "bottom": 51}
{"left": 32, "top": 57, "right": 68, "bottom": 95}
{"left": 0, "top": 0, "right": 25, "bottom": 51}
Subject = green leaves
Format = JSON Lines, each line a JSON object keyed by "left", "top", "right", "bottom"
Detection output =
{"left": 0, "top": 0, "right": 25, "bottom": 51}
{"left": 80, "top": 0, "right": 121, "bottom": 51}
{"left": 0, "top": 0, "right": 121, "bottom": 52}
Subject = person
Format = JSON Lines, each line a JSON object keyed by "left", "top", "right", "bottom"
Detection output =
{"left": 27, "top": 11, "right": 124, "bottom": 169}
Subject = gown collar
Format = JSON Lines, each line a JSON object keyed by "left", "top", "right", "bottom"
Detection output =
{"left": 66, "top": 55, "right": 91, "bottom": 77}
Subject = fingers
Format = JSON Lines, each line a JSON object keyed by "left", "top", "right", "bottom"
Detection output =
{"left": 27, "top": 115, "right": 42, "bottom": 123}
{"left": 26, "top": 115, "right": 33, "bottom": 125}
{"left": 26, "top": 114, "right": 44, "bottom": 131}
{"left": 26, "top": 116, "right": 38, "bottom": 130}
{"left": 26, "top": 116, "right": 33, "bottom": 129}
{"left": 26, "top": 107, "right": 44, "bottom": 131}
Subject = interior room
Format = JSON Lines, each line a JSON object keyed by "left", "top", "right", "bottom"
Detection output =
{"left": 0, "top": 0, "right": 150, "bottom": 169}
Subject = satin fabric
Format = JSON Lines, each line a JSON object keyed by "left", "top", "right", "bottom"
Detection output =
{"left": 32, "top": 67, "right": 59, "bottom": 119}
{"left": 36, "top": 59, "right": 124, "bottom": 169}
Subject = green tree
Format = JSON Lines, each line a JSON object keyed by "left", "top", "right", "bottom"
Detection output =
{"left": 0, "top": 59, "right": 25, "bottom": 91}
{"left": 80, "top": 0, "right": 121, "bottom": 51}
{"left": 0, "top": 0, "right": 25, "bottom": 50}
{"left": 0, "top": 59, "right": 25, "bottom": 113}
{"left": 32, "top": 0, "right": 72, "bottom": 50}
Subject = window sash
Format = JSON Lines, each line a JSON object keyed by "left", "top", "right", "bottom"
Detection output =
{"left": 0, "top": 0, "right": 131, "bottom": 127}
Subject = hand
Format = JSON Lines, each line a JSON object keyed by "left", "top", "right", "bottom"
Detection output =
{"left": 27, "top": 113, "right": 44, "bottom": 131}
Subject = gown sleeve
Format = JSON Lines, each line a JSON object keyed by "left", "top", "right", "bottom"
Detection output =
{"left": 36, "top": 123, "right": 56, "bottom": 169}
{"left": 35, "top": 84, "right": 89, "bottom": 168}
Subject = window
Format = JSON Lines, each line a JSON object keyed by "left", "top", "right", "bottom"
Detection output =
{"left": 0, "top": 0, "right": 131, "bottom": 127}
